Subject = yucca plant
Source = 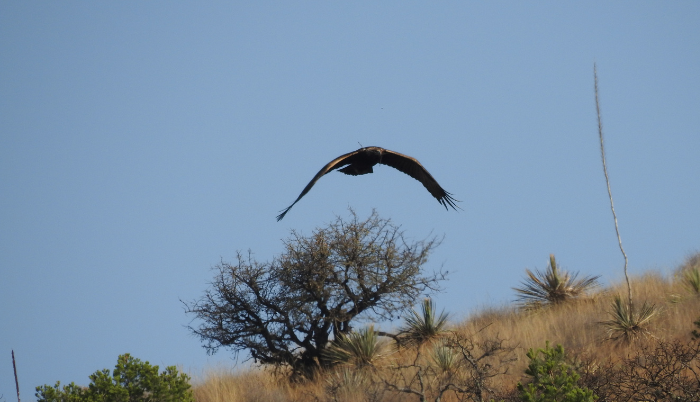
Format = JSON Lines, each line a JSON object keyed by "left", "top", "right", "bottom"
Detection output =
{"left": 323, "top": 325, "right": 390, "bottom": 368}
{"left": 399, "top": 298, "right": 449, "bottom": 347}
{"left": 513, "top": 254, "right": 600, "bottom": 309}
{"left": 431, "top": 340, "right": 457, "bottom": 373}
{"left": 325, "top": 366, "right": 374, "bottom": 400}
{"left": 601, "top": 295, "right": 657, "bottom": 342}
{"left": 682, "top": 261, "right": 700, "bottom": 295}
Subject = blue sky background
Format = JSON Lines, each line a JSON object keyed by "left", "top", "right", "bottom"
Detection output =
{"left": 1, "top": 1, "right": 699, "bottom": 397}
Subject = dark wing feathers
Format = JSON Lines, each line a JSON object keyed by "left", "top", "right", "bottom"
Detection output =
{"left": 277, "top": 147, "right": 460, "bottom": 221}
{"left": 379, "top": 149, "right": 460, "bottom": 211}
{"left": 276, "top": 149, "right": 360, "bottom": 221}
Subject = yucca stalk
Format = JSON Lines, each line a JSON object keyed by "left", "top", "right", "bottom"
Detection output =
{"left": 13, "top": 350, "right": 20, "bottom": 402}
{"left": 595, "top": 65, "right": 658, "bottom": 339}
{"left": 399, "top": 298, "right": 449, "bottom": 347}
{"left": 513, "top": 254, "right": 600, "bottom": 308}
{"left": 601, "top": 295, "right": 657, "bottom": 342}
{"left": 323, "top": 325, "right": 389, "bottom": 368}
{"left": 595, "top": 64, "right": 632, "bottom": 311}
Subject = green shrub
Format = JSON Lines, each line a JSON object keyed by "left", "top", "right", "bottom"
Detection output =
{"left": 517, "top": 342, "right": 597, "bottom": 402}
{"left": 36, "top": 353, "right": 193, "bottom": 402}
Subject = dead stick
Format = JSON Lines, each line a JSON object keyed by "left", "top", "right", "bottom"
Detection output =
{"left": 12, "top": 350, "right": 20, "bottom": 402}
{"left": 594, "top": 63, "right": 631, "bottom": 310}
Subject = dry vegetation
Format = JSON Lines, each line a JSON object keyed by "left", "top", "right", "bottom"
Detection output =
{"left": 191, "top": 253, "right": 700, "bottom": 402}
{"left": 188, "top": 67, "right": 700, "bottom": 402}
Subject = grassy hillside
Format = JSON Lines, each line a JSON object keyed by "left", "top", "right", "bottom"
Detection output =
{"left": 191, "top": 254, "right": 700, "bottom": 402}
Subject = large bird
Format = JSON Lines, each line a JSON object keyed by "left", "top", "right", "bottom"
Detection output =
{"left": 276, "top": 146, "right": 459, "bottom": 221}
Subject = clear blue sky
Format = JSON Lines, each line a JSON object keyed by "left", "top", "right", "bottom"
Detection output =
{"left": 1, "top": 1, "right": 698, "bottom": 397}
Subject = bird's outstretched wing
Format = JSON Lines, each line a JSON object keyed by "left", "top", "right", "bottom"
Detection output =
{"left": 276, "top": 149, "right": 362, "bottom": 221}
{"left": 379, "top": 149, "right": 460, "bottom": 211}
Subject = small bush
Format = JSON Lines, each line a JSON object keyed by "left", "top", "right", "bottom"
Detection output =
{"left": 517, "top": 342, "right": 597, "bottom": 402}
{"left": 577, "top": 338, "right": 700, "bottom": 401}
{"left": 36, "top": 353, "right": 193, "bottom": 402}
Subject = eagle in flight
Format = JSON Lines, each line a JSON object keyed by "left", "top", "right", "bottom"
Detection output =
{"left": 277, "top": 146, "right": 459, "bottom": 221}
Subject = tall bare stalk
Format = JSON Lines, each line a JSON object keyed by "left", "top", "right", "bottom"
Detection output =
{"left": 12, "top": 350, "right": 20, "bottom": 402}
{"left": 594, "top": 64, "right": 632, "bottom": 310}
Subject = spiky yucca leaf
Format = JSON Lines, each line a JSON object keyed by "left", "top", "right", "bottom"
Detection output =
{"left": 683, "top": 263, "right": 700, "bottom": 294}
{"left": 399, "top": 298, "right": 449, "bottom": 347}
{"left": 513, "top": 254, "right": 600, "bottom": 308}
{"left": 325, "top": 365, "right": 383, "bottom": 402}
{"left": 431, "top": 340, "right": 457, "bottom": 372}
{"left": 323, "top": 325, "right": 390, "bottom": 368}
{"left": 326, "top": 366, "right": 371, "bottom": 394}
{"left": 601, "top": 296, "right": 657, "bottom": 342}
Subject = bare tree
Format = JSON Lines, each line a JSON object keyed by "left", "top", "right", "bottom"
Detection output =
{"left": 184, "top": 209, "right": 445, "bottom": 378}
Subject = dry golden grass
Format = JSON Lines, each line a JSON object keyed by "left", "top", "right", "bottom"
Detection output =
{"left": 454, "top": 272, "right": 700, "bottom": 391}
{"left": 192, "top": 264, "right": 700, "bottom": 402}
{"left": 192, "top": 366, "right": 327, "bottom": 402}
